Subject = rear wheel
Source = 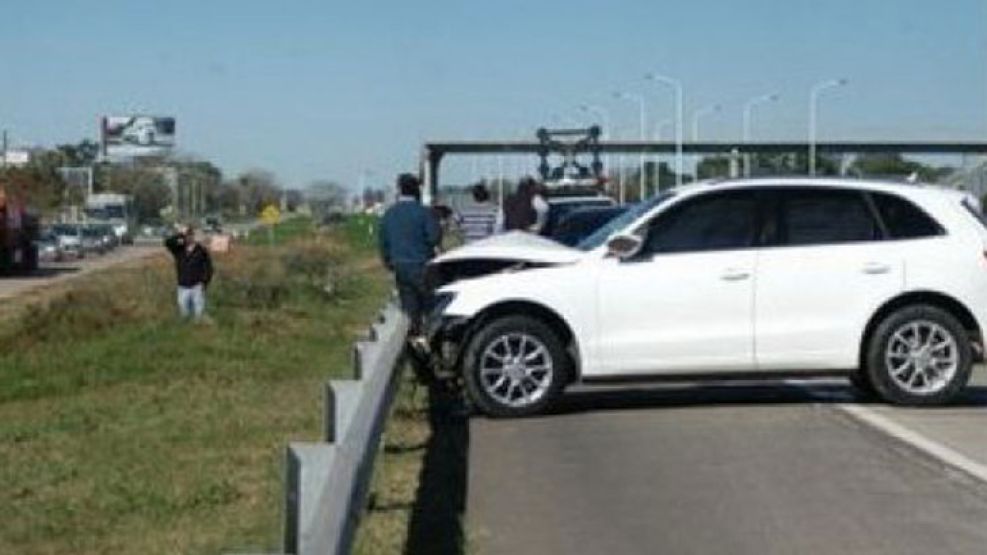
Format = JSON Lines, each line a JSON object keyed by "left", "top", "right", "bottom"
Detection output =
{"left": 463, "top": 315, "right": 568, "bottom": 418}
{"left": 865, "top": 305, "right": 972, "bottom": 406}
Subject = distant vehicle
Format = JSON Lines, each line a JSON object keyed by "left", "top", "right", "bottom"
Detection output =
{"left": 36, "top": 231, "right": 64, "bottom": 262}
{"left": 428, "top": 178, "right": 987, "bottom": 417}
{"left": 204, "top": 215, "right": 223, "bottom": 233}
{"left": 85, "top": 193, "right": 135, "bottom": 244}
{"left": 80, "top": 225, "right": 109, "bottom": 255}
{"left": 52, "top": 224, "right": 85, "bottom": 260}
{"left": 92, "top": 224, "right": 119, "bottom": 251}
{"left": 0, "top": 178, "right": 39, "bottom": 274}
{"left": 550, "top": 205, "right": 629, "bottom": 247}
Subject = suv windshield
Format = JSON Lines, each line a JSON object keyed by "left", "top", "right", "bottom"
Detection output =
{"left": 577, "top": 191, "right": 675, "bottom": 251}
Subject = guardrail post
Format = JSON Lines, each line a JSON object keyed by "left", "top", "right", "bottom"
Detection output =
{"left": 324, "top": 380, "right": 362, "bottom": 444}
{"left": 280, "top": 301, "right": 409, "bottom": 555}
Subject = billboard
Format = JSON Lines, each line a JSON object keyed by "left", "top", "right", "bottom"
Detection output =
{"left": 101, "top": 116, "right": 176, "bottom": 157}
{"left": 0, "top": 149, "right": 30, "bottom": 167}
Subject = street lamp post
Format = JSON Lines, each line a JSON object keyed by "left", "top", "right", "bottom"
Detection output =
{"left": 742, "top": 93, "right": 779, "bottom": 177}
{"left": 809, "top": 78, "right": 848, "bottom": 176}
{"left": 614, "top": 91, "right": 648, "bottom": 199}
{"left": 691, "top": 104, "right": 721, "bottom": 141}
{"left": 651, "top": 119, "right": 673, "bottom": 192}
{"left": 646, "top": 73, "right": 684, "bottom": 187}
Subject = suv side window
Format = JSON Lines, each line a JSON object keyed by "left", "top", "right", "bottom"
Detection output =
{"left": 871, "top": 192, "right": 944, "bottom": 239}
{"left": 643, "top": 191, "right": 759, "bottom": 255}
{"left": 779, "top": 188, "right": 880, "bottom": 246}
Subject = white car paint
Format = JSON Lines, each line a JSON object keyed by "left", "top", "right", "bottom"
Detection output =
{"left": 435, "top": 178, "right": 987, "bottom": 381}
{"left": 433, "top": 230, "right": 585, "bottom": 266}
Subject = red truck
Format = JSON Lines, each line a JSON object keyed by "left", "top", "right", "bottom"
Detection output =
{"left": 0, "top": 177, "right": 39, "bottom": 274}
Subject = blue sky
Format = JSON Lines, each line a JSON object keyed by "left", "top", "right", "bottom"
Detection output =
{"left": 0, "top": 0, "right": 984, "bottom": 189}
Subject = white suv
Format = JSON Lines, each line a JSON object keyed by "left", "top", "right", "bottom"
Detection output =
{"left": 427, "top": 179, "right": 987, "bottom": 417}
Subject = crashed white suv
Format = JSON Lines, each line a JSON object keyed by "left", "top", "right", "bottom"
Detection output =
{"left": 427, "top": 178, "right": 987, "bottom": 417}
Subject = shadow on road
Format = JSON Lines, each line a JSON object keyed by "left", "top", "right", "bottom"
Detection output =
{"left": 547, "top": 381, "right": 987, "bottom": 416}
{"left": 405, "top": 383, "right": 470, "bottom": 555}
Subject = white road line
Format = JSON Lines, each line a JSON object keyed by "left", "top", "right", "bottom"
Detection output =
{"left": 834, "top": 403, "right": 987, "bottom": 484}
{"left": 786, "top": 379, "right": 987, "bottom": 484}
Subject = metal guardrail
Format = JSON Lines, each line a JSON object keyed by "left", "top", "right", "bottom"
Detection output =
{"left": 282, "top": 301, "right": 409, "bottom": 555}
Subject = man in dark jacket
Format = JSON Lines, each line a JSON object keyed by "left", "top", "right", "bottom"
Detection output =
{"left": 164, "top": 225, "right": 214, "bottom": 320}
{"left": 378, "top": 174, "right": 441, "bottom": 335}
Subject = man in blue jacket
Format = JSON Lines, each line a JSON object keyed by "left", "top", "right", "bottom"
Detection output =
{"left": 378, "top": 173, "right": 441, "bottom": 336}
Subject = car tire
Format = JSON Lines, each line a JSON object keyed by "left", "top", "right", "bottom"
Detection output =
{"left": 865, "top": 305, "right": 972, "bottom": 406}
{"left": 463, "top": 315, "right": 569, "bottom": 418}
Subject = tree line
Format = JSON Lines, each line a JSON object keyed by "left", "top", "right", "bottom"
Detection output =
{"left": 0, "top": 139, "right": 301, "bottom": 224}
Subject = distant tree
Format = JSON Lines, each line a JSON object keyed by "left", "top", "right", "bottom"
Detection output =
{"left": 362, "top": 187, "right": 386, "bottom": 207}
{"left": 284, "top": 189, "right": 303, "bottom": 212}
{"left": 696, "top": 156, "right": 732, "bottom": 180}
{"left": 849, "top": 153, "right": 950, "bottom": 182}
{"left": 308, "top": 180, "right": 348, "bottom": 207}
{"left": 102, "top": 165, "right": 171, "bottom": 223}
{"left": 235, "top": 169, "right": 282, "bottom": 215}
{"left": 55, "top": 140, "right": 100, "bottom": 167}
{"left": 750, "top": 151, "right": 840, "bottom": 176}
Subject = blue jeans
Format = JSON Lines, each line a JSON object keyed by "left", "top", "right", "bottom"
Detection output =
{"left": 177, "top": 284, "right": 206, "bottom": 319}
{"left": 393, "top": 262, "right": 428, "bottom": 335}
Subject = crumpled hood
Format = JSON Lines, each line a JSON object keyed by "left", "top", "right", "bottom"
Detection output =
{"left": 431, "top": 231, "right": 585, "bottom": 266}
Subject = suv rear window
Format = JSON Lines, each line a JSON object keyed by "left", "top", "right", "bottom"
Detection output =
{"left": 871, "top": 192, "right": 944, "bottom": 239}
{"left": 780, "top": 189, "right": 879, "bottom": 246}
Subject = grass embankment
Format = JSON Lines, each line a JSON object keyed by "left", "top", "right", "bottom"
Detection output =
{"left": 0, "top": 217, "right": 390, "bottom": 554}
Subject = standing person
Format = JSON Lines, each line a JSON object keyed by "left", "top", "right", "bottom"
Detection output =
{"left": 503, "top": 177, "right": 550, "bottom": 234}
{"left": 457, "top": 183, "right": 501, "bottom": 243}
{"left": 378, "top": 173, "right": 441, "bottom": 336}
{"left": 164, "top": 225, "right": 213, "bottom": 321}
{"left": 503, "top": 177, "right": 537, "bottom": 231}
{"left": 530, "top": 181, "right": 550, "bottom": 234}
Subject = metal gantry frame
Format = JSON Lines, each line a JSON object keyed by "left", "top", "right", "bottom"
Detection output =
{"left": 420, "top": 140, "right": 987, "bottom": 204}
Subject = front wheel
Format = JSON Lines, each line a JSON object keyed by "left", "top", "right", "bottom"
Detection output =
{"left": 463, "top": 316, "right": 569, "bottom": 418}
{"left": 865, "top": 305, "right": 972, "bottom": 406}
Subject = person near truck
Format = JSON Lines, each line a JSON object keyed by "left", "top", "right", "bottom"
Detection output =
{"left": 503, "top": 177, "right": 549, "bottom": 234}
{"left": 457, "top": 183, "right": 501, "bottom": 243}
{"left": 164, "top": 225, "right": 213, "bottom": 321}
{"left": 378, "top": 173, "right": 441, "bottom": 336}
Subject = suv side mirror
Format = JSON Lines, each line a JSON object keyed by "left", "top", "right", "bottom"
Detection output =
{"left": 606, "top": 233, "right": 643, "bottom": 260}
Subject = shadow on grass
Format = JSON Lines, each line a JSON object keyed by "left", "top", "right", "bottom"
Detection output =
{"left": 405, "top": 383, "right": 470, "bottom": 555}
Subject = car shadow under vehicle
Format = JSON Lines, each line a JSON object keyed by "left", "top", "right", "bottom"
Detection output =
{"left": 540, "top": 381, "right": 987, "bottom": 417}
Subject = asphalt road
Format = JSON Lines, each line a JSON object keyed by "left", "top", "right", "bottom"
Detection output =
{"left": 0, "top": 246, "right": 159, "bottom": 300}
{"left": 468, "top": 380, "right": 987, "bottom": 555}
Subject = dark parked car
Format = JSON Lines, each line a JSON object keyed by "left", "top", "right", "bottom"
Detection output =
{"left": 93, "top": 223, "right": 120, "bottom": 251}
{"left": 550, "top": 205, "right": 630, "bottom": 247}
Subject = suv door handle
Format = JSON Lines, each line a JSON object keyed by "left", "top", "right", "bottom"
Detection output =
{"left": 862, "top": 263, "right": 891, "bottom": 275}
{"left": 721, "top": 269, "right": 751, "bottom": 281}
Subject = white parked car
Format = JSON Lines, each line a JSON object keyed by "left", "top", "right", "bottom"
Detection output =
{"left": 427, "top": 178, "right": 987, "bottom": 417}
